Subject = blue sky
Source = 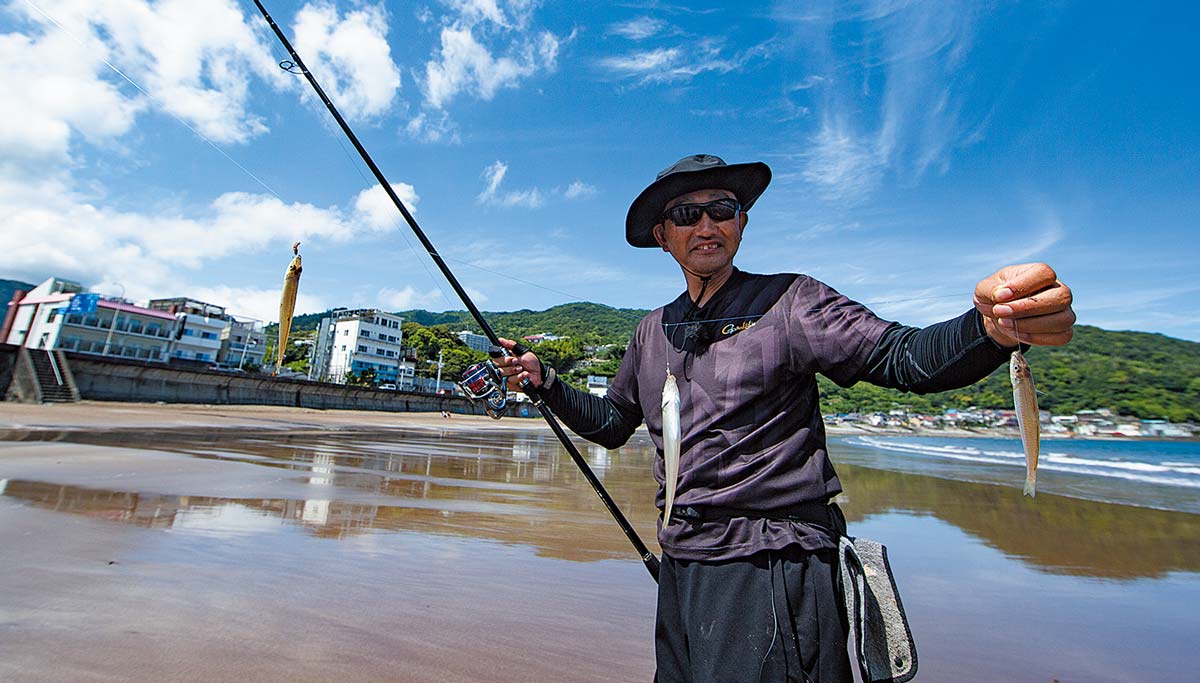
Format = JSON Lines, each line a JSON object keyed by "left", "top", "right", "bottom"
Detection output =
{"left": 2, "top": 0, "right": 1197, "bottom": 340}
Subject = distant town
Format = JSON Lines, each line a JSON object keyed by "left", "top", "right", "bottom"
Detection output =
{"left": 822, "top": 407, "right": 1195, "bottom": 439}
{"left": 3, "top": 275, "right": 1196, "bottom": 439}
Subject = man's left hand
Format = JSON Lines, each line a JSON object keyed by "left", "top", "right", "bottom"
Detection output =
{"left": 974, "top": 262, "right": 1075, "bottom": 348}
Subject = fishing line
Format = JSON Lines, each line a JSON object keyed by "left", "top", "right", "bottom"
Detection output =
{"left": 22, "top": 0, "right": 283, "bottom": 200}
{"left": 23, "top": 0, "right": 985, "bottom": 333}
{"left": 271, "top": 61, "right": 463, "bottom": 315}
{"left": 249, "top": 0, "right": 662, "bottom": 581}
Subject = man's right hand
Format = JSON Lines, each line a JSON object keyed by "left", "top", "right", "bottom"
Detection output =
{"left": 495, "top": 338, "right": 544, "bottom": 390}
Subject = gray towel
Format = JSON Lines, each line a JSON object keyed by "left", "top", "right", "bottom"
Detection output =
{"left": 838, "top": 536, "right": 918, "bottom": 683}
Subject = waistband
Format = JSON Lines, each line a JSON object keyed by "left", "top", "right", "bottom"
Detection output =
{"left": 670, "top": 500, "right": 845, "bottom": 533}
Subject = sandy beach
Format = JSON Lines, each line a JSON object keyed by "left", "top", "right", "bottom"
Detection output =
{"left": 2, "top": 402, "right": 1197, "bottom": 682}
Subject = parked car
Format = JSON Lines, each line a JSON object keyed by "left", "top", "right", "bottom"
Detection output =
{"left": 378, "top": 383, "right": 397, "bottom": 391}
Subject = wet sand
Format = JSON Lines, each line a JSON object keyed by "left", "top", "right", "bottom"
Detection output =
{"left": 2, "top": 402, "right": 1198, "bottom": 682}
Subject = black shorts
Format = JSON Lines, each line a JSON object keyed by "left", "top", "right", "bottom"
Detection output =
{"left": 655, "top": 545, "right": 852, "bottom": 683}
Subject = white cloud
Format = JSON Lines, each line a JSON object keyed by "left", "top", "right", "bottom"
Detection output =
{"left": 423, "top": 24, "right": 559, "bottom": 108}
{"left": 608, "top": 17, "right": 668, "bottom": 40}
{"left": 0, "top": 30, "right": 142, "bottom": 166}
{"left": 782, "top": 1, "right": 984, "bottom": 200}
{"left": 377, "top": 285, "right": 448, "bottom": 310}
{"left": 292, "top": 2, "right": 402, "bottom": 119}
{"left": 353, "top": 183, "right": 420, "bottom": 231}
{"left": 405, "top": 111, "right": 461, "bottom": 143}
{"left": 12, "top": 0, "right": 292, "bottom": 146}
{"left": 802, "top": 120, "right": 886, "bottom": 202}
{"left": 564, "top": 181, "right": 597, "bottom": 200}
{"left": 598, "top": 39, "right": 772, "bottom": 85}
{"left": 0, "top": 174, "right": 395, "bottom": 316}
{"left": 476, "top": 161, "right": 543, "bottom": 208}
{"left": 188, "top": 284, "right": 327, "bottom": 324}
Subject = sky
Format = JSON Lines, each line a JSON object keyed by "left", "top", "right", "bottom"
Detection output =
{"left": 1, "top": 0, "right": 1197, "bottom": 340}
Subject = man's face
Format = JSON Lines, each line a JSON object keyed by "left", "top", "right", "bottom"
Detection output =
{"left": 652, "top": 188, "right": 746, "bottom": 278}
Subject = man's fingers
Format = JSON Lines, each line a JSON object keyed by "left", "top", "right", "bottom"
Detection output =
{"left": 989, "top": 281, "right": 1073, "bottom": 318}
{"left": 975, "top": 263, "right": 1058, "bottom": 304}
{"left": 998, "top": 309, "right": 1077, "bottom": 334}
{"left": 996, "top": 263, "right": 1058, "bottom": 300}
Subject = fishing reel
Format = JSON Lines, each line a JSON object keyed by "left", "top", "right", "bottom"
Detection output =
{"left": 458, "top": 358, "right": 509, "bottom": 419}
{"left": 456, "top": 343, "right": 532, "bottom": 419}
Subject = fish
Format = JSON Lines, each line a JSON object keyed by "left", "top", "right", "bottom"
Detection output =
{"left": 661, "top": 370, "right": 681, "bottom": 524}
{"left": 1010, "top": 349, "right": 1040, "bottom": 497}
{"left": 276, "top": 241, "right": 302, "bottom": 375}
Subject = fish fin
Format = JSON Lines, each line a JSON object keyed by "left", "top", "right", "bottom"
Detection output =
{"left": 1023, "top": 479, "right": 1037, "bottom": 498}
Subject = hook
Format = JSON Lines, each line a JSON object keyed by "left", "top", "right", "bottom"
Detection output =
{"left": 279, "top": 60, "right": 304, "bottom": 75}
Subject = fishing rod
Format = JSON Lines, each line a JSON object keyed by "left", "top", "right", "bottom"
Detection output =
{"left": 250, "top": 0, "right": 659, "bottom": 581}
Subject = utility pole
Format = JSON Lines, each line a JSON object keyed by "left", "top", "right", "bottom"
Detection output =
{"left": 238, "top": 337, "right": 258, "bottom": 370}
{"left": 100, "top": 284, "right": 125, "bottom": 357}
{"left": 101, "top": 308, "right": 119, "bottom": 356}
{"left": 426, "top": 349, "right": 444, "bottom": 393}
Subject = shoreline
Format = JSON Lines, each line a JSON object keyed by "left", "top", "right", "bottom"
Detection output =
{"left": 1, "top": 401, "right": 1193, "bottom": 443}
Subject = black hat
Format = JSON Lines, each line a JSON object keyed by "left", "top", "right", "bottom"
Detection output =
{"left": 625, "top": 154, "right": 771, "bottom": 248}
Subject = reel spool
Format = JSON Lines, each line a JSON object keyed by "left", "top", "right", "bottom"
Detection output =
{"left": 457, "top": 359, "right": 508, "bottom": 419}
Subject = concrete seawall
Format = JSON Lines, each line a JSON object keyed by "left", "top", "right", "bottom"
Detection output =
{"left": 1, "top": 344, "right": 537, "bottom": 417}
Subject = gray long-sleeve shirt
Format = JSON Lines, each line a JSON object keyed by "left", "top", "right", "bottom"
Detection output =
{"left": 543, "top": 270, "right": 1012, "bottom": 561}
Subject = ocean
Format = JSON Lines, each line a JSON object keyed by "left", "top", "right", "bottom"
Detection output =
{"left": 830, "top": 434, "right": 1200, "bottom": 514}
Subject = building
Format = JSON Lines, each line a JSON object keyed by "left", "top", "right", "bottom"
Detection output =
{"left": 146, "top": 298, "right": 266, "bottom": 369}
{"left": 521, "top": 333, "right": 568, "bottom": 343}
{"left": 217, "top": 318, "right": 267, "bottom": 370}
{"left": 311, "top": 309, "right": 414, "bottom": 386}
{"left": 147, "top": 298, "right": 227, "bottom": 365}
{"left": 457, "top": 330, "right": 492, "bottom": 353}
{"left": 585, "top": 375, "right": 611, "bottom": 397}
{"left": 3, "top": 277, "right": 173, "bottom": 362}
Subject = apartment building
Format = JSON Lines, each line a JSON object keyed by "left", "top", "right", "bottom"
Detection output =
{"left": 147, "top": 298, "right": 227, "bottom": 365}
{"left": 311, "top": 309, "right": 414, "bottom": 385}
{"left": 3, "top": 278, "right": 173, "bottom": 362}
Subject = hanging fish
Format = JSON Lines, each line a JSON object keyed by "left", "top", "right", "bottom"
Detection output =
{"left": 1010, "top": 349, "right": 1040, "bottom": 497}
{"left": 662, "top": 368, "right": 681, "bottom": 524}
{"left": 276, "top": 241, "right": 302, "bottom": 375}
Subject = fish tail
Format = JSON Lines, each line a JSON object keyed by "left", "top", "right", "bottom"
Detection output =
{"left": 1023, "top": 477, "right": 1037, "bottom": 498}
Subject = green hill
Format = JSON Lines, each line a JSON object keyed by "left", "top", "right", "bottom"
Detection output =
{"left": 269, "top": 302, "right": 647, "bottom": 344}
{"left": 1, "top": 278, "right": 36, "bottom": 306}
{"left": 269, "top": 304, "right": 1198, "bottom": 422}
{"left": 820, "top": 325, "right": 1200, "bottom": 421}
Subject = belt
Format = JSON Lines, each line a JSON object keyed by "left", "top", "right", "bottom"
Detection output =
{"left": 669, "top": 500, "right": 842, "bottom": 530}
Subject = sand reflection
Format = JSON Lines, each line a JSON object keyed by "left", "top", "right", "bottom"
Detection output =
{"left": 1, "top": 427, "right": 1197, "bottom": 579}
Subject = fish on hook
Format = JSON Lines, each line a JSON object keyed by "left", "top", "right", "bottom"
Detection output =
{"left": 276, "top": 241, "right": 303, "bottom": 375}
{"left": 662, "top": 370, "right": 681, "bottom": 524}
{"left": 1010, "top": 348, "right": 1040, "bottom": 497}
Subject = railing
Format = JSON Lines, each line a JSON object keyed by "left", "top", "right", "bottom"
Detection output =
{"left": 47, "top": 350, "right": 64, "bottom": 386}
{"left": 63, "top": 314, "right": 171, "bottom": 338}
{"left": 57, "top": 337, "right": 164, "bottom": 361}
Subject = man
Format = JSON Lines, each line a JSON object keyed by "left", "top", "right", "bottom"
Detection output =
{"left": 495, "top": 154, "right": 1075, "bottom": 682}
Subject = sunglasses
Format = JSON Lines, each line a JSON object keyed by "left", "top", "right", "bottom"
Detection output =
{"left": 661, "top": 198, "right": 741, "bottom": 226}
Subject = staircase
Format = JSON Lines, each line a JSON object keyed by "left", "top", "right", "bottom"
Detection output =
{"left": 16, "top": 349, "right": 81, "bottom": 403}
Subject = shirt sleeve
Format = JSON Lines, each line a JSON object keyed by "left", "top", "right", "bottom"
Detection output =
{"left": 787, "top": 277, "right": 894, "bottom": 387}
{"left": 859, "top": 308, "right": 1015, "bottom": 393}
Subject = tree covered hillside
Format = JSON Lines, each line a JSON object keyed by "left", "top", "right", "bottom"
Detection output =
{"left": 0, "top": 278, "right": 36, "bottom": 306}
{"left": 269, "top": 303, "right": 1198, "bottom": 421}
{"left": 819, "top": 325, "right": 1200, "bottom": 421}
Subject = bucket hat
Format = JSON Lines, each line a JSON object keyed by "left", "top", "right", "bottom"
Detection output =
{"left": 625, "top": 154, "right": 771, "bottom": 248}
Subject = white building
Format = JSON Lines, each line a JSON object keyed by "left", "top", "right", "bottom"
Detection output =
{"left": 586, "top": 375, "right": 611, "bottom": 397}
{"left": 147, "top": 298, "right": 226, "bottom": 365}
{"left": 218, "top": 318, "right": 267, "bottom": 369}
{"left": 313, "top": 309, "right": 414, "bottom": 386}
{"left": 457, "top": 330, "right": 492, "bottom": 353}
{"left": 3, "top": 278, "right": 173, "bottom": 362}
